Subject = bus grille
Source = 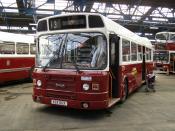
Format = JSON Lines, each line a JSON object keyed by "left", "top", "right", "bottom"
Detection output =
{"left": 46, "top": 90, "right": 76, "bottom": 100}
{"left": 46, "top": 76, "right": 76, "bottom": 92}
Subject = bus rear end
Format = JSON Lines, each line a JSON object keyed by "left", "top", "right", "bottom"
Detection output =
{"left": 155, "top": 32, "right": 175, "bottom": 73}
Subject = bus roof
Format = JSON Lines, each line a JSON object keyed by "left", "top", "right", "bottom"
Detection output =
{"left": 0, "top": 31, "right": 34, "bottom": 43}
{"left": 101, "top": 15, "right": 152, "bottom": 49}
{"left": 37, "top": 13, "right": 153, "bottom": 49}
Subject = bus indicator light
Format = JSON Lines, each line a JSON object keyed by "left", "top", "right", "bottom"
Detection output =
{"left": 33, "top": 79, "right": 36, "bottom": 85}
{"left": 92, "top": 83, "right": 100, "bottom": 91}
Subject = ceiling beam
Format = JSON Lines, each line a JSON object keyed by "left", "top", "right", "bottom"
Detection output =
{"left": 138, "top": 6, "right": 157, "bottom": 23}
{"left": 86, "top": 0, "right": 175, "bottom": 8}
{"left": 85, "top": 1, "right": 94, "bottom": 12}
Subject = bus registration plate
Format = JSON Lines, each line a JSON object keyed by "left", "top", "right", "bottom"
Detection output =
{"left": 51, "top": 100, "right": 67, "bottom": 106}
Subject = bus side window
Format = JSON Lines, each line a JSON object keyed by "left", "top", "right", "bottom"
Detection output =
{"left": 138, "top": 45, "right": 143, "bottom": 61}
{"left": 17, "top": 43, "right": 29, "bottom": 54}
{"left": 0, "top": 42, "right": 15, "bottom": 54}
{"left": 148, "top": 49, "right": 152, "bottom": 60}
{"left": 170, "top": 33, "right": 175, "bottom": 41}
{"left": 145, "top": 48, "right": 148, "bottom": 60}
{"left": 145, "top": 48, "right": 151, "bottom": 61}
{"left": 30, "top": 44, "right": 36, "bottom": 54}
{"left": 0, "top": 43, "right": 3, "bottom": 54}
{"left": 122, "top": 39, "right": 130, "bottom": 62}
{"left": 131, "top": 42, "right": 137, "bottom": 61}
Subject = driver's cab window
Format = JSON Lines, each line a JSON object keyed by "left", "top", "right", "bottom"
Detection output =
{"left": 90, "top": 35, "right": 107, "bottom": 68}
{"left": 110, "top": 41, "right": 115, "bottom": 65}
{"left": 109, "top": 35, "right": 118, "bottom": 66}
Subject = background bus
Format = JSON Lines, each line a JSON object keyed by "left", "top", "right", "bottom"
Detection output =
{"left": 0, "top": 31, "right": 35, "bottom": 84}
{"left": 33, "top": 13, "right": 154, "bottom": 110}
{"left": 154, "top": 32, "right": 175, "bottom": 74}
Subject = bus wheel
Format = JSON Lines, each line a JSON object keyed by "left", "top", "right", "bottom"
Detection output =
{"left": 120, "top": 79, "right": 128, "bottom": 103}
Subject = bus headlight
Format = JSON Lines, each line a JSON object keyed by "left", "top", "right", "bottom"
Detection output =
{"left": 82, "top": 83, "right": 90, "bottom": 91}
{"left": 37, "top": 80, "right": 42, "bottom": 87}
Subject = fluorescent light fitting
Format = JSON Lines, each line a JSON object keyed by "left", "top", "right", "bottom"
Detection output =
{"left": 29, "top": 23, "right": 37, "bottom": 26}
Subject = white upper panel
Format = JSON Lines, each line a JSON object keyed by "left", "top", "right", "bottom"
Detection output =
{"left": 37, "top": 12, "right": 153, "bottom": 49}
{"left": 101, "top": 14, "right": 152, "bottom": 49}
{"left": 0, "top": 31, "right": 34, "bottom": 43}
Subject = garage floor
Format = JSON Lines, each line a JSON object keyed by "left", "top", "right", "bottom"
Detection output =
{"left": 0, "top": 73, "right": 175, "bottom": 131}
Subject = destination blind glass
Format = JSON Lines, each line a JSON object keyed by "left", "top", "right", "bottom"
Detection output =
{"left": 49, "top": 15, "right": 86, "bottom": 30}
{"left": 37, "top": 20, "right": 47, "bottom": 32}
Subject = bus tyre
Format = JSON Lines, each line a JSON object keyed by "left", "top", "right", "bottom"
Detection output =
{"left": 120, "top": 79, "right": 128, "bottom": 103}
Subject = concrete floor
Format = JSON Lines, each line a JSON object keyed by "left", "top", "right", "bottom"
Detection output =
{"left": 0, "top": 73, "right": 175, "bottom": 131}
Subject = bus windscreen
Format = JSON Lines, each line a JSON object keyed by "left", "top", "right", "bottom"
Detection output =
{"left": 49, "top": 15, "right": 86, "bottom": 30}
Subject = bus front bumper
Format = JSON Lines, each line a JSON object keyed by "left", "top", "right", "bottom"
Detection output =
{"left": 32, "top": 95, "right": 109, "bottom": 110}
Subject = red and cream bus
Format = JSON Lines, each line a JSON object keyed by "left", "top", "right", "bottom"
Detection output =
{"left": 33, "top": 13, "right": 154, "bottom": 109}
{"left": 154, "top": 32, "right": 175, "bottom": 74}
{"left": 0, "top": 31, "right": 35, "bottom": 84}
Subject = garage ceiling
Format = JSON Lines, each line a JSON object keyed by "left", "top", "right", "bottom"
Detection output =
{"left": 0, "top": 0, "right": 175, "bottom": 39}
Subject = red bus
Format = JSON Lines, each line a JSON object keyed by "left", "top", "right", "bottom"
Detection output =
{"left": 33, "top": 13, "right": 154, "bottom": 109}
{"left": 154, "top": 32, "right": 175, "bottom": 74}
{"left": 0, "top": 31, "right": 35, "bottom": 84}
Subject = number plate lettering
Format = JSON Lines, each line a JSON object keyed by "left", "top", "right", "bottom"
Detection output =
{"left": 51, "top": 100, "right": 67, "bottom": 106}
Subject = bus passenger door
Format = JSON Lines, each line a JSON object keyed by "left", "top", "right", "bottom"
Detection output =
{"left": 109, "top": 34, "right": 120, "bottom": 98}
{"left": 170, "top": 52, "right": 175, "bottom": 73}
